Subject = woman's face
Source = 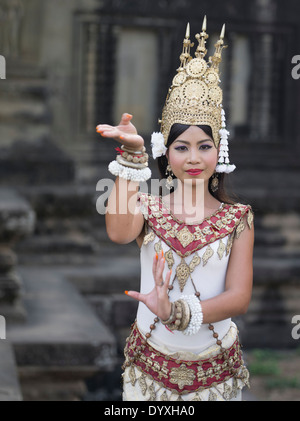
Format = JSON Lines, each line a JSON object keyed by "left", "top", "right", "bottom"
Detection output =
{"left": 167, "top": 126, "right": 218, "bottom": 184}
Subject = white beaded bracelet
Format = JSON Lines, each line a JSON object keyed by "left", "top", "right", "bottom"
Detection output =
{"left": 108, "top": 160, "right": 151, "bottom": 182}
{"left": 180, "top": 294, "right": 203, "bottom": 336}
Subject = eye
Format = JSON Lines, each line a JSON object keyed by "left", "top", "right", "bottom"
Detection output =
{"left": 174, "top": 145, "right": 188, "bottom": 151}
{"left": 199, "top": 144, "right": 212, "bottom": 150}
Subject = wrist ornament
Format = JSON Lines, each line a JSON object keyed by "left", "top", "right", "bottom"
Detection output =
{"left": 160, "top": 295, "right": 203, "bottom": 336}
{"left": 108, "top": 144, "right": 151, "bottom": 182}
{"left": 180, "top": 294, "right": 203, "bottom": 336}
{"left": 160, "top": 299, "right": 190, "bottom": 331}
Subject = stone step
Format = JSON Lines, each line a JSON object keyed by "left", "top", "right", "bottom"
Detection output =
{"left": 0, "top": 98, "right": 50, "bottom": 124}
{"left": 7, "top": 267, "right": 117, "bottom": 369}
{"left": 57, "top": 256, "right": 140, "bottom": 295}
{"left": 0, "top": 340, "right": 22, "bottom": 401}
{"left": 0, "top": 140, "right": 75, "bottom": 186}
{"left": 16, "top": 233, "right": 100, "bottom": 255}
{"left": 19, "top": 184, "right": 96, "bottom": 218}
{"left": 15, "top": 224, "right": 139, "bottom": 266}
{"left": 0, "top": 123, "right": 51, "bottom": 148}
{"left": 0, "top": 77, "right": 48, "bottom": 98}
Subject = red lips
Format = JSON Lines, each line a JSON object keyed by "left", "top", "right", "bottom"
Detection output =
{"left": 186, "top": 169, "right": 203, "bottom": 175}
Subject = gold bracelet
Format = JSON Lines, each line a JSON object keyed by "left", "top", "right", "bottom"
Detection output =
{"left": 121, "top": 145, "right": 146, "bottom": 154}
{"left": 177, "top": 299, "right": 191, "bottom": 331}
{"left": 116, "top": 155, "right": 148, "bottom": 169}
{"left": 161, "top": 302, "right": 176, "bottom": 325}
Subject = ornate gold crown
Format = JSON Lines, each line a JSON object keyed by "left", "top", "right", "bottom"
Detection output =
{"left": 159, "top": 17, "right": 227, "bottom": 148}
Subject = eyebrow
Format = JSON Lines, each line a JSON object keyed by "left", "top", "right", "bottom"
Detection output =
{"left": 173, "top": 139, "right": 213, "bottom": 145}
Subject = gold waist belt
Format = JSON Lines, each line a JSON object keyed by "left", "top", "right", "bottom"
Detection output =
{"left": 123, "top": 322, "right": 246, "bottom": 395}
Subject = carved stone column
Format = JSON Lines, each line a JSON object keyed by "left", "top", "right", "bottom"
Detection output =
{"left": 0, "top": 189, "right": 35, "bottom": 322}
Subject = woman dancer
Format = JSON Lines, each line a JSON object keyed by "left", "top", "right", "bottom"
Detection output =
{"left": 96, "top": 20, "right": 254, "bottom": 401}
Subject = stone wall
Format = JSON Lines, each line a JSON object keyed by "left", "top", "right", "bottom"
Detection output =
{"left": 0, "top": 0, "right": 300, "bottom": 400}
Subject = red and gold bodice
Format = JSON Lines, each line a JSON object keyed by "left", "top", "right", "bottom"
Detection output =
{"left": 136, "top": 193, "right": 254, "bottom": 353}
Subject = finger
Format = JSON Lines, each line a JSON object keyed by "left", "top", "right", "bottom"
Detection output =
{"left": 152, "top": 252, "right": 158, "bottom": 277}
{"left": 125, "top": 290, "right": 146, "bottom": 304}
{"left": 163, "top": 269, "right": 172, "bottom": 291}
{"left": 98, "top": 129, "right": 119, "bottom": 139}
{"left": 119, "top": 113, "right": 133, "bottom": 126}
{"left": 155, "top": 253, "right": 165, "bottom": 286}
{"left": 96, "top": 124, "right": 113, "bottom": 131}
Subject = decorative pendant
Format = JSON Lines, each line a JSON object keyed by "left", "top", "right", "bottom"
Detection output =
{"left": 138, "top": 373, "right": 147, "bottom": 396}
{"left": 202, "top": 245, "right": 214, "bottom": 266}
{"left": 129, "top": 365, "right": 136, "bottom": 386}
{"left": 208, "top": 389, "right": 218, "bottom": 401}
{"left": 226, "top": 233, "right": 234, "bottom": 256}
{"left": 160, "top": 391, "right": 168, "bottom": 401}
{"left": 211, "top": 173, "right": 219, "bottom": 192}
{"left": 154, "top": 240, "right": 162, "bottom": 254}
{"left": 247, "top": 209, "right": 254, "bottom": 229}
{"left": 148, "top": 382, "right": 156, "bottom": 401}
{"left": 189, "top": 252, "right": 201, "bottom": 272}
{"left": 165, "top": 164, "right": 174, "bottom": 190}
{"left": 217, "top": 239, "right": 225, "bottom": 260}
{"left": 143, "top": 231, "right": 155, "bottom": 245}
{"left": 176, "top": 258, "right": 191, "bottom": 292}
{"left": 235, "top": 217, "right": 245, "bottom": 239}
{"left": 223, "top": 382, "right": 232, "bottom": 400}
{"left": 165, "top": 249, "right": 175, "bottom": 269}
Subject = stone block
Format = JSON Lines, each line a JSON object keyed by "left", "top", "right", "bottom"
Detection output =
{"left": 7, "top": 267, "right": 117, "bottom": 370}
{"left": 0, "top": 340, "right": 22, "bottom": 401}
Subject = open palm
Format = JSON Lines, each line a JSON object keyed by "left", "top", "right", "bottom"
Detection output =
{"left": 96, "top": 113, "right": 144, "bottom": 150}
{"left": 126, "top": 251, "right": 172, "bottom": 321}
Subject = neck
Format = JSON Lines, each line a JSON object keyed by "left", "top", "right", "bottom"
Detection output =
{"left": 170, "top": 179, "right": 216, "bottom": 222}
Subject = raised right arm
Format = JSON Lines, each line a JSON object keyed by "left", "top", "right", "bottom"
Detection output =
{"left": 105, "top": 176, "right": 145, "bottom": 244}
{"left": 97, "top": 113, "right": 146, "bottom": 245}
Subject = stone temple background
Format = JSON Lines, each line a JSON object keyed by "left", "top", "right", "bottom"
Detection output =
{"left": 0, "top": 0, "right": 300, "bottom": 401}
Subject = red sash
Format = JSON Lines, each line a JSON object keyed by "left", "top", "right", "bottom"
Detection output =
{"left": 124, "top": 322, "right": 244, "bottom": 394}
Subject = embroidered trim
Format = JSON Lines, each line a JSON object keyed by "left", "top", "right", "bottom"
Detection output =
{"left": 123, "top": 322, "right": 250, "bottom": 396}
{"left": 139, "top": 193, "right": 254, "bottom": 258}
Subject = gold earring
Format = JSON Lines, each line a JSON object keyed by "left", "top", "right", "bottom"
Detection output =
{"left": 166, "top": 164, "right": 174, "bottom": 190}
{"left": 211, "top": 173, "right": 219, "bottom": 192}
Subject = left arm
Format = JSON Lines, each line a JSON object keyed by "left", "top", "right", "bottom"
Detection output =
{"left": 201, "top": 215, "right": 255, "bottom": 324}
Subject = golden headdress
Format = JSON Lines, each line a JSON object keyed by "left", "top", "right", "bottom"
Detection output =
{"left": 151, "top": 17, "right": 236, "bottom": 173}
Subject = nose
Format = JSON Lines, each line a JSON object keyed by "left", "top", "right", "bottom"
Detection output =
{"left": 187, "top": 147, "right": 201, "bottom": 164}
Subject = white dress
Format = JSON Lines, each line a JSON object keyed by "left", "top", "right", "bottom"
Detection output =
{"left": 122, "top": 193, "right": 253, "bottom": 401}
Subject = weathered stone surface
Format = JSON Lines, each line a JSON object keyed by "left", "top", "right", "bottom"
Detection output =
{"left": 7, "top": 267, "right": 117, "bottom": 369}
{"left": 0, "top": 189, "right": 35, "bottom": 243}
{"left": 0, "top": 140, "right": 75, "bottom": 186}
{"left": 0, "top": 340, "right": 22, "bottom": 401}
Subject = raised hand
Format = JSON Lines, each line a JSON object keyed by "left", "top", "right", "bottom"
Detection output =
{"left": 96, "top": 113, "right": 144, "bottom": 151}
{"left": 125, "top": 250, "right": 173, "bottom": 321}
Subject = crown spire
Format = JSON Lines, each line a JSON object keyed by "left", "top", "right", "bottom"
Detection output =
{"left": 177, "top": 22, "right": 194, "bottom": 72}
{"left": 195, "top": 15, "right": 209, "bottom": 58}
{"left": 210, "top": 23, "right": 227, "bottom": 71}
